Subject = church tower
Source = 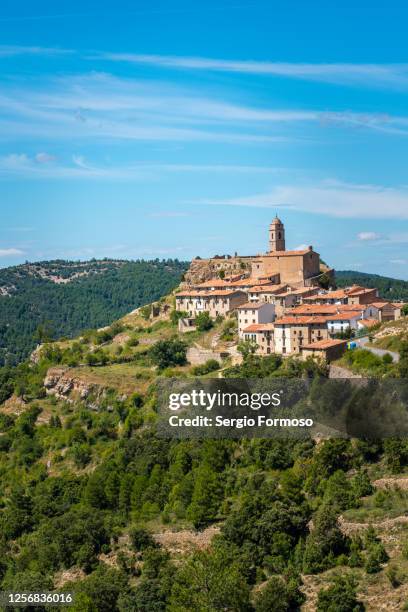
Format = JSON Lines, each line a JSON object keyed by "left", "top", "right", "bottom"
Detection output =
{"left": 269, "top": 216, "right": 285, "bottom": 252}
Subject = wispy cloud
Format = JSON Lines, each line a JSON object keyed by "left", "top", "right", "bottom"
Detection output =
{"left": 2, "top": 72, "right": 408, "bottom": 148}
{"left": 0, "top": 153, "right": 284, "bottom": 181}
{"left": 0, "top": 73, "right": 292, "bottom": 144}
{"left": 196, "top": 179, "right": 408, "bottom": 219}
{"left": 357, "top": 232, "right": 380, "bottom": 241}
{"left": 0, "top": 45, "right": 72, "bottom": 57}
{"left": 0, "top": 247, "right": 24, "bottom": 257}
{"left": 98, "top": 53, "right": 408, "bottom": 90}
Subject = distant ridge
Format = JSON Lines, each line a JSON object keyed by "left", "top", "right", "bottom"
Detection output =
{"left": 0, "top": 259, "right": 188, "bottom": 366}
{"left": 336, "top": 270, "right": 408, "bottom": 301}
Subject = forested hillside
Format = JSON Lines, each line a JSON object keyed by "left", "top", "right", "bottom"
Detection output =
{"left": 0, "top": 259, "right": 188, "bottom": 366}
{"left": 336, "top": 270, "right": 408, "bottom": 301}
{"left": 0, "top": 299, "right": 408, "bottom": 610}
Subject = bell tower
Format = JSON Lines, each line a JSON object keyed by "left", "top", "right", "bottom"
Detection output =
{"left": 269, "top": 215, "right": 285, "bottom": 252}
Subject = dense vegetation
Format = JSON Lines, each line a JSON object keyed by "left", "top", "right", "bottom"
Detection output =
{"left": 0, "top": 259, "right": 188, "bottom": 366}
{"left": 0, "top": 263, "right": 408, "bottom": 609}
{"left": 0, "top": 310, "right": 407, "bottom": 610}
{"left": 336, "top": 270, "right": 408, "bottom": 301}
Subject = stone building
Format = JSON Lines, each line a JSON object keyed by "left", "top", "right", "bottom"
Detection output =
{"left": 241, "top": 323, "right": 275, "bottom": 355}
{"left": 175, "top": 289, "right": 247, "bottom": 319}
{"left": 184, "top": 216, "right": 326, "bottom": 288}
{"left": 237, "top": 302, "right": 275, "bottom": 338}
{"left": 273, "top": 316, "right": 329, "bottom": 355}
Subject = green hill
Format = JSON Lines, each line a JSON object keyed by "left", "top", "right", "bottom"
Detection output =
{"left": 0, "top": 295, "right": 407, "bottom": 610}
{"left": 336, "top": 270, "right": 408, "bottom": 301}
{"left": 0, "top": 259, "right": 188, "bottom": 366}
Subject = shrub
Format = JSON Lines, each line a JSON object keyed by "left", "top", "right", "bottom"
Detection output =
{"left": 149, "top": 339, "right": 187, "bottom": 370}
{"left": 317, "top": 574, "right": 364, "bottom": 611}
{"left": 195, "top": 312, "right": 213, "bottom": 332}
{"left": 129, "top": 527, "right": 157, "bottom": 552}
{"left": 386, "top": 564, "right": 406, "bottom": 588}
{"left": 365, "top": 542, "right": 389, "bottom": 573}
{"left": 140, "top": 305, "right": 152, "bottom": 320}
{"left": 191, "top": 359, "right": 220, "bottom": 376}
{"left": 170, "top": 310, "right": 187, "bottom": 325}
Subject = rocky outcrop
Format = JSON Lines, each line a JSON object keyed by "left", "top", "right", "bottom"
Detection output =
{"left": 44, "top": 367, "right": 96, "bottom": 401}
{"left": 183, "top": 256, "right": 251, "bottom": 285}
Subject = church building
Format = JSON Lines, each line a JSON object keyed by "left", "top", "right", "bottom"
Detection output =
{"left": 185, "top": 216, "right": 323, "bottom": 288}
{"left": 250, "top": 216, "right": 321, "bottom": 286}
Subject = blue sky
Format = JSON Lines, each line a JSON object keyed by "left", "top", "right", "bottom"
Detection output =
{"left": 1, "top": 0, "right": 408, "bottom": 278}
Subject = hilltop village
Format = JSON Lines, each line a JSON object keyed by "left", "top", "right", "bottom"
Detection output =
{"left": 176, "top": 217, "right": 404, "bottom": 361}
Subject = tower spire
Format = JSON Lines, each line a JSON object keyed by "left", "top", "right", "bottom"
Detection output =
{"left": 269, "top": 217, "right": 285, "bottom": 252}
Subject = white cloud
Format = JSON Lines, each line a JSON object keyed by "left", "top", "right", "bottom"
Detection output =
{"left": 294, "top": 243, "right": 309, "bottom": 250}
{"left": 357, "top": 232, "right": 380, "bottom": 241}
{"left": 390, "top": 259, "right": 407, "bottom": 265}
{"left": 0, "top": 248, "right": 24, "bottom": 257}
{"left": 0, "top": 154, "right": 285, "bottom": 181}
{"left": 35, "top": 152, "right": 56, "bottom": 163}
{"left": 98, "top": 53, "right": 408, "bottom": 90}
{"left": 0, "top": 45, "right": 72, "bottom": 57}
{"left": 197, "top": 180, "right": 408, "bottom": 219}
{"left": 2, "top": 72, "right": 408, "bottom": 148}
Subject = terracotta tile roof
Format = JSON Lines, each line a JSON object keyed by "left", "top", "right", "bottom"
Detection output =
{"left": 275, "top": 316, "right": 328, "bottom": 325}
{"left": 339, "top": 304, "right": 366, "bottom": 311}
{"left": 302, "top": 339, "right": 348, "bottom": 350}
{"left": 177, "top": 289, "right": 245, "bottom": 298}
{"left": 237, "top": 301, "right": 270, "bottom": 310}
{"left": 326, "top": 312, "right": 362, "bottom": 321}
{"left": 370, "top": 301, "right": 395, "bottom": 309}
{"left": 291, "top": 304, "right": 369, "bottom": 316}
{"left": 243, "top": 323, "right": 275, "bottom": 333}
{"left": 194, "top": 278, "right": 231, "bottom": 288}
{"left": 346, "top": 285, "right": 376, "bottom": 296}
{"left": 289, "top": 287, "right": 318, "bottom": 295}
{"left": 249, "top": 284, "right": 287, "bottom": 294}
{"left": 231, "top": 278, "right": 271, "bottom": 287}
{"left": 291, "top": 304, "right": 339, "bottom": 315}
{"left": 359, "top": 318, "right": 379, "bottom": 328}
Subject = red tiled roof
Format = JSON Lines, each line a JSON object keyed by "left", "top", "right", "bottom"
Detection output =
{"left": 346, "top": 285, "right": 376, "bottom": 296}
{"left": 249, "top": 284, "right": 287, "bottom": 294}
{"left": 243, "top": 323, "right": 275, "bottom": 333}
{"left": 359, "top": 318, "right": 379, "bottom": 328}
{"left": 237, "top": 301, "right": 271, "bottom": 310}
{"left": 370, "top": 301, "right": 395, "bottom": 310}
{"left": 326, "top": 312, "right": 362, "bottom": 321}
{"left": 302, "top": 339, "right": 348, "bottom": 350}
{"left": 291, "top": 304, "right": 338, "bottom": 315}
{"left": 275, "top": 316, "right": 328, "bottom": 325}
{"left": 176, "top": 289, "right": 245, "bottom": 298}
